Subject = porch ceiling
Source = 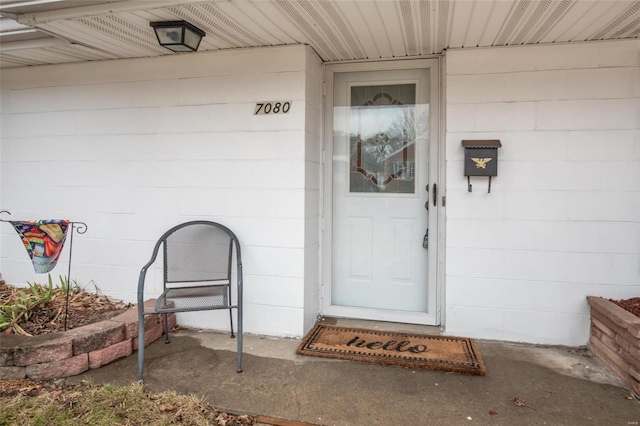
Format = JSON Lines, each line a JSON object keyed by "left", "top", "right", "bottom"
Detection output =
{"left": 0, "top": 0, "right": 638, "bottom": 68}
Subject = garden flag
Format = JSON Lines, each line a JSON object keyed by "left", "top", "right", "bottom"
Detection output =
{"left": 10, "top": 219, "right": 70, "bottom": 273}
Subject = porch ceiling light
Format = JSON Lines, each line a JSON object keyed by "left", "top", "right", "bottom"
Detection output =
{"left": 150, "top": 20, "right": 205, "bottom": 53}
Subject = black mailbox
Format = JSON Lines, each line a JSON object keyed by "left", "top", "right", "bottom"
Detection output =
{"left": 461, "top": 139, "right": 502, "bottom": 192}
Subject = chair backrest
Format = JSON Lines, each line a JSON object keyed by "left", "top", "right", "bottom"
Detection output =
{"left": 160, "top": 221, "right": 239, "bottom": 285}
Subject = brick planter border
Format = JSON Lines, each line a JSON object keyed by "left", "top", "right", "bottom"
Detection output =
{"left": 0, "top": 299, "right": 175, "bottom": 381}
{"left": 587, "top": 296, "right": 640, "bottom": 396}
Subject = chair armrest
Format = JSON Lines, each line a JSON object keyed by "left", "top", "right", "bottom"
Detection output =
{"left": 137, "top": 238, "right": 164, "bottom": 308}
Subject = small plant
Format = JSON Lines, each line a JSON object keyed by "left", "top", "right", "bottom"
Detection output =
{"left": 56, "top": 274, "right": 80, "bottom": 295}
{"left": 0, "top": 275, "right": 128, "bottom": 336}
{"left": 0, "top": 280, "right": 56, "bottom": 335}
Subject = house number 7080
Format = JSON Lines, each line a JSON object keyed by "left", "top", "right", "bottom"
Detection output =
{"left": 254, "top": 101, "right": 291, "bottom": 115}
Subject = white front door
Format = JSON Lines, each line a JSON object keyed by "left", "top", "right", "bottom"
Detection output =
{"left": 323, "top": 60, "right": 440, "bottom": 325}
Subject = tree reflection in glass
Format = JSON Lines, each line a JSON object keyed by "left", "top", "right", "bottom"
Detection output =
{"left": 349, "top": 84, "right": 416, "bottom": 193}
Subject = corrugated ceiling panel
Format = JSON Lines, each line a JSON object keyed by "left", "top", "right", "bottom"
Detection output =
{"left": 540, "top": 0, "right": 596, "bottom": 42}
{"left": 216, "top": 0, "right": 295, "bottom": 46}
{"left": 570, "top": 0, "right": 635, "bottom": 41}
{"left": 272, "top": 0, "right": 339, "bottom": 60}
{"left": 375, "top": 0, "right": 408, "bottom": 58}
{"left": 197, "top": 3, "right": 266, "bottom": 46}
{"left": 298, "top": 0, "right": 353, "bottom": 60}
{"left": 167, "top": 3, "right": 266, "bottom": 49}
{"left": 462, "top": 0, "right": 496, "bottom": 48}
{"left": 510, "top": 0, "right": 555, "bottom": 45}
{"left": 478, "top": 0, "right": 516, "bottom": 47}
{"left": 494, "top": 0, "right": 531, "bottom": 46}
{"left": 418, "top": 0, "right": 432, "bottom": 54}
{"left": 333, "top": 1, "right": 378, "bottom": 59}
{"left": 526, "top": 0, "right": 574, "bottom": 43}
{"left": 43, "top": 44, "right": 115, "bottom": 61}
{"left": 352, "top": 1, "right": 393, "bottom": 59}
{"left": 448, "top": 0, "right": 476, "bottom": 48}
{"left": 38, "top": 19, "right": 158, "bottom": 57}
{"left": 0, "top": 0, "right": 637, "bottom": 68}
{"left": 0, "top": 53, "right": 43, "bottom": 67}
{"left": 611, "top": 12, "right": 640, "bottom": 37}
{"left": 0, "top": 43, "right": 113, "bottom": 66}
{"left": 69, "top": 15, "right": 164, "bottom": 56}
{"left": 399, "top": 0, "right": 418, "bottom": 56}
{"left": 624, "top": 15, "right": 640, "bottom": 38}
{"left": 317, "top": 0, "right": 365, "bottom": 59}
{"left": 246, "top": 0, "right": 318, "bottom": 46}
{"left": 508, "top": 0, "right": 553, "bottom": 44}
{"left": 435, "top": 0, "right": 451, "bottom": 54}
{"left": 589, "top": 1, "right": 640, "bottom": 39}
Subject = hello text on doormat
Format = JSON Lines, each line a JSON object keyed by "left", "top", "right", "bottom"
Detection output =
{"left": 296, "top": 323, "right": 486, "bottom": 376}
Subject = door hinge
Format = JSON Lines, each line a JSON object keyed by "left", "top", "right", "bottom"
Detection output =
{"left": 442, "top": 196, "right": 446, "bottom": 207}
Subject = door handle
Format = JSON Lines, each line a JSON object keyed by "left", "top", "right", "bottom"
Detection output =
{"left": 432, "top": 183, "right": 437, "bottom": 207}
{"left": 423, "top": 184, "right": 430, "bottom": 248}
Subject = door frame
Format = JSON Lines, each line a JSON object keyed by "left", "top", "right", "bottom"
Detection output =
{"left": 320, "top": 58, "right": 446, "bottom": 326}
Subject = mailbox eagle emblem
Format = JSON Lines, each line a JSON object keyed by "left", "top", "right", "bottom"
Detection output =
{"left": 471, "top": 158, "right": 492, "bottom": 169}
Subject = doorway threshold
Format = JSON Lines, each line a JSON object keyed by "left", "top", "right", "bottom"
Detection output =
{"left": 318, "top": 316, "right": 443, "bottom": 335}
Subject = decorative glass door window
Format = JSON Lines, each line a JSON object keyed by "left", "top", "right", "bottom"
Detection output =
{"left": 349, "top": 84, "right": 416, "bottom": 193}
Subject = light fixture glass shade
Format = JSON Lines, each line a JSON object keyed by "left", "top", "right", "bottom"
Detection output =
{"left": 150, "top": 21, "right": 205, "bottom": 52}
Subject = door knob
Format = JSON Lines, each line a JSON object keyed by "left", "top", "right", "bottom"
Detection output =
{"left": 433, "top": 183, "right": 437, "bottom": 207}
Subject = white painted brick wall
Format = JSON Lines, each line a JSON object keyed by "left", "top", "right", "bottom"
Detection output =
{"left": 445, "top": 40, "right": 640, "bottom": 346}
{"left": 303, "top": 47, "right": 323, "bottom": 335}
{"left": 0, "top": 45, "right": 318, "bottom": 338}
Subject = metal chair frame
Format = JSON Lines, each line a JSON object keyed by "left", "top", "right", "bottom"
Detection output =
{"left": 137, "top": 220, "right": 243, "bottom": 381}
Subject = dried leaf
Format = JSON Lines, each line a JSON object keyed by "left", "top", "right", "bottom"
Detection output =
{"left": 489, "top": 410, "right": 498, "bottom": 415}
{"left": 159, "top": 404, "right": 176, "bottom": 412}
{"left": 216, "top": 412, "right": 228, "bottom": 426}
{"left": 19, "top": 384, "right": 42, "bottom": 392}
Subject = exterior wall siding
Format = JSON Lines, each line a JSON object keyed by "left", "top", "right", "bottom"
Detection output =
{"left": 303, "top": 47, "right": 323, "bottom": 335}
{"left": 445, "top": 40, "right": 640, "bottom": 346}
{"left": 0, "top": 45, "right": 318, "bottom": 337}
{"left": 2, "top": 39, "right": 638, "bottom": 346}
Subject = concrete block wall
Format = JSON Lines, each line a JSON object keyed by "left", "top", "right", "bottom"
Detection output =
{"left": 445, "top": 40, "right": 640, "bottom": 345}
{"left": 303, "top": 47, "right": 323, "bottom": 335}
{"left": 0, "top": 44, "right": 321, "bottom": 338}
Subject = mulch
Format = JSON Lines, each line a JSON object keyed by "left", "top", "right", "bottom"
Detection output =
{"left": 610, "top": 297, "right": 640, "bottom": 318}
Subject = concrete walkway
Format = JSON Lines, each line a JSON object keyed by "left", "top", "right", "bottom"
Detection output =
{"left": 66, "top": 325, "right": 640, "bottom": 426}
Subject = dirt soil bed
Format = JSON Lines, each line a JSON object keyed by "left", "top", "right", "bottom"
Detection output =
{"left": 609, "top": 297, "right": 640, "bottom": 318}
{"left": 0, "top": 279, "right": 130, "bottom": 336}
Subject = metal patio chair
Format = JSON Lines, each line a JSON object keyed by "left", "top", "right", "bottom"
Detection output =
{"left": 137, "top": 220, "right": 243, "bottom": 381}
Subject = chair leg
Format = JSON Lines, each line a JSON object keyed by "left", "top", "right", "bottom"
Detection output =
{"left": 228, "top": 286, "right": 235, "bottom": 338}
{"left": 228, "top": 308, "right": 235, "bottom": 338}
{"left": 137, "top": 312, "right": 145, "bottom": 382}
{"left": 236, "top": 307, "right": 243, "bottom": 373}
{"left": 163, "top": 313, "right": 170, "bottom": 343}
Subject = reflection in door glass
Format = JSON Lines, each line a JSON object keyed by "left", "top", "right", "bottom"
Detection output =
{"left": 349, "top": 84, "right": 415, "bottom": 193}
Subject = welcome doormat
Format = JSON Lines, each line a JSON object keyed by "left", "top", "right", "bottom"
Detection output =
{"left": 296, "top": 323, "right": 486, "bottom": 376}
